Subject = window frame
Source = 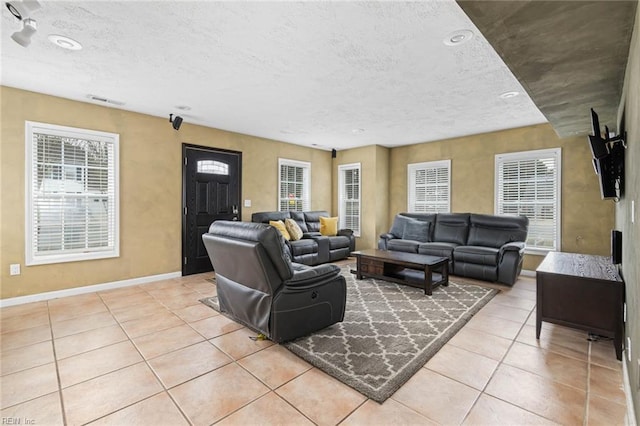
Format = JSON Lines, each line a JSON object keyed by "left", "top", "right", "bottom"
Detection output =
{"left": 494, "top": 147, "right": 562, "bottom": 254}
{"left": 278, "top": 158, "right": 311, "bottom": 212}
{"left": 407, "top": 160, "right": 451, "bottom": 213}
{"left": 338, "top": 162, "right": 361, "bottom": 237}
{"left": 25, "top": 121, "right": 120, "bottom": 266}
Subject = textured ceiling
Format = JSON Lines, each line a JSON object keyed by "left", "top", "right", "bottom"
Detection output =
{"left": 458, "top": 0, "right": 637, "bottom": 137}
{"left": 0, "top": 1, "right": 547, "bottom": 150}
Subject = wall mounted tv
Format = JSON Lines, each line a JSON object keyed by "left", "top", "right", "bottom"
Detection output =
{"left": 588, "top": 108, "right": 625, "bottom": 200}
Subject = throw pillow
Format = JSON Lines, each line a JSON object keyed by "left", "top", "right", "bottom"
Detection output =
{"left": 285, "top": 218, "right": 303, "bottom": 241}
{"left": 269, "top": 220, "right": 291, "bottom": 240}
{"left": 389, "top": 215, "right": 412, "bottom": 238}
{"left": 402, "top": 219, "right": 431, "bottom": 242}
{"left": 319, "top": 216, "right": 339, "bottom": 236}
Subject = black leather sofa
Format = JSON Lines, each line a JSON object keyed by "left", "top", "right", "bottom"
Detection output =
{"left": 379, "top": 213, "right": 529, "bottom": 285}
{"left": 202, "top": 221, "right": 347, "bottom": 343}
{"left": 251, "top": 210, "right": 355, "bottom": 266}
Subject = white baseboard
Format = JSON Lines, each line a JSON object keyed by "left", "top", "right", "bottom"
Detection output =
{"left": 623, "top": 355, "right": 638, "bottom": 426}
{"left": 0, "top": 271, "right": 182, "bottom": 308}
{"left": 520, "top": 269, "right": 536, "bottom": 277}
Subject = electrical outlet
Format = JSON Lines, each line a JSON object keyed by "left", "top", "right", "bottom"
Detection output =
{"left": 9, "top": 264, "right": 20, "bottom": 275}
{"left": 628, "top": 337, "right": 632, "bottom": 362}
{"left": 244, "top": 199, "right": 251, "bottom": 207}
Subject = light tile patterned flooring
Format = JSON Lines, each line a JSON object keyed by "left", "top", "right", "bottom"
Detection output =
{"left": 0, "top": 261, "right": 628, "bottom": 425}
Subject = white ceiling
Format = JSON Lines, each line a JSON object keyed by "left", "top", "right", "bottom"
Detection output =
{"left": 1, "top": 0, "right": 547, "bottom": 150}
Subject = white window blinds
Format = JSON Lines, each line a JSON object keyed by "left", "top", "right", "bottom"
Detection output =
{"left": 408, "top": 160, "right": 451, "bottom": 213}
{"left": 338, "top": 163, "right": 361, "bottom": 236}
{"left": 495, "top": 148, "right": 561, "bottom": 252}
{"left": 26, "top": 122, "right": 119, "bottom": 265}
{"left": 278, "top": 159, "right": 311, "bottom": 212}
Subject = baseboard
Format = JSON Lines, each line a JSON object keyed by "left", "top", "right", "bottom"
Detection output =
{"left": 0, "top": 271, "right": 182, "bottom": 308}
{"left": 623, "top": 355, "right": 638, "bottom": 426}
{"left": 520, "top": 269, "right": 536, "bottom": 277}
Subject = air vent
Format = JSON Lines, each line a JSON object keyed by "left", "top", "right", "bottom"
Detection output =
{"left": 86, "top": 94, "right": 125, "bottom": 106}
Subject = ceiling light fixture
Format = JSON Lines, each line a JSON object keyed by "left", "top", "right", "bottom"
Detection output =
{"left": 443, "top": 30, "right": 474, "bottom": 46}
{"left": 48, "top": 34, "right": 82, "bottom": 50}
{"left": 11, "top": 17, "right": 37, "bottom": 47}
{"left": 5, "top": 0, "right": 41, "bottom": 20}
{"left": 499, "top": 91, "right": 520, "bottom": 99}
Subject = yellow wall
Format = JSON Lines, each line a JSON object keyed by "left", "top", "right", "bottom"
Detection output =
{"left": 0, "top": 86, "right": 331, "bottom": 298}
{"left": 616, "top": 2, "right": 640, "bottom": 419}
{"left": 389, "top": 123, "right": 615, "bottom": 270}
{"left": 332, "top": 145, "right": 390, "bottom": 251}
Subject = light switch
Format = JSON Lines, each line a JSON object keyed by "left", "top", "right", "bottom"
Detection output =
{"left": 244, "top": 199, "right": 251, "bottom": 208}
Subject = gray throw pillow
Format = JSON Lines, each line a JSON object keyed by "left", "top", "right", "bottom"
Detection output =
{"left": 389, "top": 215, "right": 411, "bottom": 238}
{"left": 402, "top": 219, "right": 431, "bottom": 242}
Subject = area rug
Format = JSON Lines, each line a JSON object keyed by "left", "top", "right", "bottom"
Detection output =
{"left": 200, "top": 266, "right": 497, "bottom": 402}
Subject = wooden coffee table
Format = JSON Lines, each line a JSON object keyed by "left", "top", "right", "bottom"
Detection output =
{"left": 352, "top": 249, "right": 449, "bottom": 296}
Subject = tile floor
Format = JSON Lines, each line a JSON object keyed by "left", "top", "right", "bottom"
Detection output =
{"left": 0, "top": 262, "right": 629, "bottom": 425}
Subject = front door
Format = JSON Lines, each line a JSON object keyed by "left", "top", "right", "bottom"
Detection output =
{"left": 182, "top": 144, "right": 242, "bottom": 275}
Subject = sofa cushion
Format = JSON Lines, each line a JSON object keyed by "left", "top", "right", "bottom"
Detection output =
{"left": 454, "top": 246, "right": 500, "bottom": 266}
{"left": 387, "top": 239, "right": 420, "bottom": 253}
{"left": 467, "top": 214, "right": 528, "bottom": 248}
{"left": 418, "top": 242, "right": 458, "bottom": 258}
{"left": 402, "top": 219, "right": 431, "bottom": 242}
{"left": 320, "top": 216, "right": 339, "bottom": 236}
{"left": 389, "top": 215, "right": 432, "bottom": 240}
{"left": 328, "top": 235, "right": 350, "bottom": 250}
{"left": 304, "top": 211, "right": 330, "bottom": 232}
{"left": 269, "top": 220, "right": 290, "bottom": 240}
{"left": 285, "top": 218, "right": 304, "bottom": 241}
{"left": 289, "top": 239, "right": 318, "bottom": 256}
{"left": 433, "top": 213, "right": 470, "bottom": 245}
{"left": 289, "top": 211, "right": 309, "bottom": 233}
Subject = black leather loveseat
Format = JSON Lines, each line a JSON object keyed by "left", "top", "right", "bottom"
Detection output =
{"left": 379, "top": 213, "right": 528, "bottom": 285}
{"left": 252, "top": 210, "right": 355, "bottom": 266}
{"left": 202, "top": 221, "right": 347, "bottom": 343}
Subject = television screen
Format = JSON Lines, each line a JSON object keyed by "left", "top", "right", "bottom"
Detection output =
{"left": 589, "top": 135, "right": 609, "bottom": 160}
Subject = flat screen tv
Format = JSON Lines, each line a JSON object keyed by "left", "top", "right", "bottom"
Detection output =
{"left": 587, "top": 108, "right": 625, "bottom": 200}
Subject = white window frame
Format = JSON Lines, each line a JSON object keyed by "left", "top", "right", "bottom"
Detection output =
{"left": 25, "top": 121, "right": 120, "bottom": 265}
{"left": 338, "top": 162, "right": 361, "bottom": 237}
{"left": 278, "top": 158, "right": 311, "bottom": 212}
{"left": 407, "top": 160, "right": 451, "bottom": 213}
{"left": 495, "top": 148, "right": 561, "bottom": 254}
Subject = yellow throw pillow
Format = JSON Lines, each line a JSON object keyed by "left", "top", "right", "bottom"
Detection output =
{"left": 269, "top": 220, "right": 290, "bottom": 240}
{"left": 285, "top": 218, "right": 303, "bottom": 241}
{"left": 319, "top": 216, "right": 339, "bottom": 236}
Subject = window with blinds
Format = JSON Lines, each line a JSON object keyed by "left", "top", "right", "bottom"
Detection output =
{"left": 338, "top": 163, "right": 361, "bottom": 236}
{"left": 407, "top": 160, "right": 451, "bottom": 213}
{"left": 495, "top": 148, "right": 561, "bottom": 252}
{"left": 25, "top": 121, "right": 119, "bottom": 265}
{"left": 278, "top": 159, "right": 310, "bottom": 212}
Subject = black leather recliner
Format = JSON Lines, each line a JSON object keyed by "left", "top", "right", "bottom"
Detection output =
{"left": 202, "top": 221, "right": 347, "bottom": 343}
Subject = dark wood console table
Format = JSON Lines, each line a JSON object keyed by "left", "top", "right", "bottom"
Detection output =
{"left": 536, "top": 252, "right": 624, "bottom": 360}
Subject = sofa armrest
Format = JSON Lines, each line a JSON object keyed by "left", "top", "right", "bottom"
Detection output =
{"left": 285, "top": 264, "right": 341, "bottom": 288}
{"left": 378, "top": 233, "right": 396, "bottom": 250}
{"left": 500, "top": 241, "right": 525, "bottom": 255}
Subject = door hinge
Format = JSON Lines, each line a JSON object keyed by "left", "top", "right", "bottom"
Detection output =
{"left": 184, "top": 257, "right": 187, "bottom": 265}
{"left": 184, "top": 207, "right": 187, "bottom": 215}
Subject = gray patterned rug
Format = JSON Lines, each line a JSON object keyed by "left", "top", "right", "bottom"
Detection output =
{"left": 200, "top": 266, "right": 497, "bottom": 402}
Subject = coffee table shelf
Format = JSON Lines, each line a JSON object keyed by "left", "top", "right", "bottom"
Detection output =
{"left": 352, "top": 249, "right": 449, "bottom": 296}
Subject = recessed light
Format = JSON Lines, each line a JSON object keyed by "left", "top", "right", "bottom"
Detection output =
{"left": 352, "top": 128, "right": 365, "bottom": 134}
{"left": 444, "top": 30, "right": 473, "bottom": 46}
{"left": 48, "top": 34, "right": 82, "bottom": 50}
{"left": 175, "top": 105, "right": 191, "bottom": 111}
{"left": 499, "top": 91, "right": 520, "bottom": 99}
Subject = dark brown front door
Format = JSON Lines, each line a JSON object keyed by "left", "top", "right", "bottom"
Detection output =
{"left": 182, "top": 144, "right": 242, "bottom": 275}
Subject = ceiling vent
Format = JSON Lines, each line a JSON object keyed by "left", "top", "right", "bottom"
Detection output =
{"left": 86, "top": 94, "right": 125, "bottom": 106}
